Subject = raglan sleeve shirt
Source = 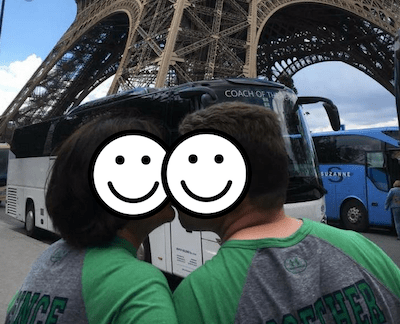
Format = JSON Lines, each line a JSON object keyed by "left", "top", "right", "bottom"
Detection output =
{"left": 6, "top": 237, "right": 178, "bottom": 324}
{"left": 173, "top": 218, "right": 400, "bottom": 324}
{"left": 82, "top": 238, "right": 178, "bottom": 324}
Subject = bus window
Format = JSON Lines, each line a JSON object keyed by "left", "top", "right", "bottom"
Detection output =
{"left": 0, "top": 144, "right": 10, "bottom": 202}
{"left": 366, "top": 152, "right": 389, "bottom": 192}
{"left": 336, "top": 136, "right": 381, "bottom": 165}
{"left": 11, "top": 121, "right": 53, "bottom": 158}
{"left": 313, "top": 136, "right": 337, "bottom": 164}
{"left": 388, "top": 151, "right": 400, "bottom": 185}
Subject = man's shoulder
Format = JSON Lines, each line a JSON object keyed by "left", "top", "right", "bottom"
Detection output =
{"left": 388, "top": 187, "right": 400, "bottom": 195}
{"left": 306, "top": 220, "right": 383, "bottom": 253}
{"left": 306, "top": 219, "right": 400, "bottom": 293}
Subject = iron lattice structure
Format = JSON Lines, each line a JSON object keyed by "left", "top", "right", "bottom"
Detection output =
{"left": 1, "top": 0, "right": 400, "bottom": 138}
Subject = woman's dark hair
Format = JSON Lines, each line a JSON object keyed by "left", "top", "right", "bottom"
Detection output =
{"left": 46, "top": 112, "right": 165, "bottom": 249}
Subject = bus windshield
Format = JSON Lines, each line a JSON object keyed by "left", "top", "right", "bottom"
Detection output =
{"left": 185, "top": 79, "right": 325, "bottom": 204}
{"left": 60, "top": 78, "right": 325, "bottom": 205}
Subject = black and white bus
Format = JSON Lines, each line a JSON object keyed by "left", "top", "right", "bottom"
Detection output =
{"left": 6, "top": 78, "right": 339, "bottom": 278}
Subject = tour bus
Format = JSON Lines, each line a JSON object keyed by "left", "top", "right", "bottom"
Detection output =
{"left": 312, "top": 127, "right": 400, "bottom": 232}
{"left": 6, "top": 78, "right": 340, "bottom": 277}
{"left": 0, "top": 143, "right": 10, "bottom": 203}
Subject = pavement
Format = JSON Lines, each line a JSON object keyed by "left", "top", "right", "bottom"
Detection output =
{"left": 0, "top": 204, "right": 57, "bottom": 320}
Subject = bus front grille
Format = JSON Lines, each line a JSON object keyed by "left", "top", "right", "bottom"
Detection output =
{"left": 6, "top": 187, "right": 17, "bottom": 217}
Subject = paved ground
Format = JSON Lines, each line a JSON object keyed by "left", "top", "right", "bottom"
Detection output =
{"left": 0, "top": 205, "right": 58, "bottom": 320}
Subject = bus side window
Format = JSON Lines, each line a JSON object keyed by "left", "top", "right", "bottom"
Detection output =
{"left": 313, "top": 136, "right": 338, "bottom": 164}
{"left": 11, "top": 121, "right": 52, "bottom": 158}
{"left": 336, "top": 136, "right": 365, "bottom": 164}
{"left": 367, "top": 152, "right": 389, "bottom": 192}
{"left": 336, "top": 136, "right": 381, "bottom": 165}
{"left": 50, "top": 116, "right": 84, "bottom": 154}
{"left": 43, "top": 122, "right": 57, "bottom": 156}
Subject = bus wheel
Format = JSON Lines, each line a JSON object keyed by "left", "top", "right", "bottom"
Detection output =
{"left": 341, "top": 200, "right": 368, "bottom": 232}
{"left": 25, "top": 203, "right": 37, "bottom": 237}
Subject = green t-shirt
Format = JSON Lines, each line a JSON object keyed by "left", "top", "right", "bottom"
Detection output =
{"left": 173, "top": 218, "right": 400, "bottom": 323}
{"left": 6, "top": 237, "right": 178, "bottom": 324}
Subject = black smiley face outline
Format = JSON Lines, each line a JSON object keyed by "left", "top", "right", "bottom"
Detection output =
{"left": 162, "top": 129, "right": 251, "bottom": 219}
{"left": 180, "top": 179, "right": 232, "bottom": 202}
{"left": 107, "top": 153, "right": 160, "bottom": 203}
{"left": 108, "top": 179, "right": 160, "bottom": 203}
{"left": 89, "top": 130, "right": 170, "bottom": 220}
{"left": 181, "top": 152, "right": 232, "bottom": 202}
{"left": 181, "top": 153, "right": 232, "bottom": 202}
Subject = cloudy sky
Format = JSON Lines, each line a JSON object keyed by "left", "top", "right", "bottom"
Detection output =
{"left": 293, "top": 63, "right": 397, "bottom": 132}
{"left": 0, "top": 0, "right": 397, "bottom": 132}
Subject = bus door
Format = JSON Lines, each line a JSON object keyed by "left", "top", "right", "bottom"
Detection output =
{"left": 386, "top": 150, "right": 400, "bottom": 226}
{"left": 387, "top": 150, "right": 400, "bottom": 186}
{"left": 366, "top": 151, "right": 392, "bottom": 226}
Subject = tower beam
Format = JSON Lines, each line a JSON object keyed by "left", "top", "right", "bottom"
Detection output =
{"left": 1, "top": 0, "right": 399, "bottom": 138}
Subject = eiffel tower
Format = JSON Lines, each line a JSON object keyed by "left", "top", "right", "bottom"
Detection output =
{"left": 1, "top": 0, "right": 399, "bottom": 139}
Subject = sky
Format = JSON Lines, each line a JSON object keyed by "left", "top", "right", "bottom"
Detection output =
{"left": 0, "top": 0, "right": 397, "bottom": 132}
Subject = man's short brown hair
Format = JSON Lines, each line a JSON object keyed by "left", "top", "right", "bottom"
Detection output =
{"left": 179, "top": 101, "right": 288, "bottom": 211}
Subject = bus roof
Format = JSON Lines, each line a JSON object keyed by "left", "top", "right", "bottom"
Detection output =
{"left": 312, "top": 126, "right": 400, "bottom": 147}
{"left": 64, "top": 78, "right": 289, "bottom": 116}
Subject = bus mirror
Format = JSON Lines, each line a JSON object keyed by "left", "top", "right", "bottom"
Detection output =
{"left": 322, "top": 102, "right": 341, "bottom": 131}
{"left": 200, "top": 93, "right": 217, "bottom": 107}
{"left": 178, "top": 87, "right": 217, "bottom": 102}
{"left": 296, "top": 96, "right": 341, "bottom": 131}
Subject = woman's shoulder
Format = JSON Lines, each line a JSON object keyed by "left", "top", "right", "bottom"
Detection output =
{"left": 81, "top": 242, "right": 176, "bottom": 324}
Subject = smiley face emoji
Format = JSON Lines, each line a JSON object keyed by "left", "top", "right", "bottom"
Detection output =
{"left": 90, "top": 131, "right": 168, "bottom": 219}
{"left": 163, "top": 130, "right": 250, "bottom": 218}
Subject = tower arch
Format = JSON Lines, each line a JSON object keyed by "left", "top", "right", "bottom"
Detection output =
{"left": 2, "top": 0, "right": 142, "bottom": 128}
{"left": 255, "top": 1, "right": 396, "bottom": 93}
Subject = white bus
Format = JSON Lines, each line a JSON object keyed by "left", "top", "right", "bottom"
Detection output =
{"left": 6, "top": 78, "right": 339, "bottom": 278}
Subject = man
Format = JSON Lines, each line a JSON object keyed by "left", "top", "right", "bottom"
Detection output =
{"left": 173, "top": 102, "right": 400, "bottom": 323}
{"left": 385, "top": 180, "right": 400, "bottom": 240}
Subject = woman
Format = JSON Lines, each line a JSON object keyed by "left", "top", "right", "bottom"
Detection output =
{"left": 5, "top": 113, "right": 177, "bottom": 324}
{"left": 385, "top": 180, "right": 400, "bottom": 240}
